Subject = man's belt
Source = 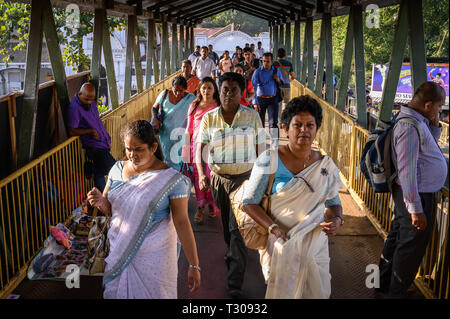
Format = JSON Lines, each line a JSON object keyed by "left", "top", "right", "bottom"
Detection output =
{"left": 257, "top": 95, "right": 276, "bottom": 99}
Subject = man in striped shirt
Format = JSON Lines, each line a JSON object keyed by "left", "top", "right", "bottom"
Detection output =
{"left": 378, "top": 82, "right": 447, "bottom": 298}
{"left": 196, "top": 72, "right": 265, "bottom": 298}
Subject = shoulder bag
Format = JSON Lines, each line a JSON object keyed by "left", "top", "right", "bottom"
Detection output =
{"left": 87, "top": 207, "right": 110, "bottom": 274}
{"left": 230, "top": 152, "right": 276, "bottom": 250}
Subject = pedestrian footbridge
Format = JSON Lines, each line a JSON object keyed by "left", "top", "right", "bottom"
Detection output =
{"left": 0, "top": 0, "right": 448, "bottom": 299}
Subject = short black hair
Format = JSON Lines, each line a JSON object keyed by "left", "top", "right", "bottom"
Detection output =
{"left": 219, "top": 72, "right": 245, "bottom": 93}
{"left": 277, "top": 48, "right": 286, "bottom": 58}
{"left": 413, "top": 81, "right": 445, "bottom": 103}
{"left": 172, "top": 75, "right": 188, "bottom": 89}
{"left": 243, "top": 47, "right": 252, "bottom": 54}
{"left": 263, "top": 52, "right": 273, "bottom": 60}
{"left": 182, "top": 59, "right": 192, "bottom": 66}
{"left": 201, "top": 46, "right": 208, "bottom": 51}
{"left": 281, "top": 96, "right": 323, "bottom": 128}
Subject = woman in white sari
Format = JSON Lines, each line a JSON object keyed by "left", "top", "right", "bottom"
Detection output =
{"left": 87, "top": 120, "right": 200, "bottom": 298}
{"left": 241, "top": 96, "right": 344, "bottom": 299}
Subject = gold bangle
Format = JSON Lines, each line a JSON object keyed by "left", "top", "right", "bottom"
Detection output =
{"left": 268, "top": 223, "right": 279, "bottom": 234}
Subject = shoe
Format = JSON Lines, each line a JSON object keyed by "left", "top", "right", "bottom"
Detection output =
{"left": 228, "top": 289, "right": 242, "bottom": 299}
{"left": 194, "top": 207, "right": 205, "bottom": 224}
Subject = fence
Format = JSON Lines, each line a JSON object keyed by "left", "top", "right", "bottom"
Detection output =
{"left": 291, "top": 80, "right": 449, "bottom": 299}
{"left": 0, "top": 71, "right": 179, "bottom": 298}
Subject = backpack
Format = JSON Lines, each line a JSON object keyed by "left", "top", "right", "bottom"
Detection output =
{"left": 359, "top": 113, "right": 426, "bottom": 193}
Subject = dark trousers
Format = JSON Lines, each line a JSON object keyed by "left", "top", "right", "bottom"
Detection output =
{"left": 210, "top": 172, "right": 249, "bottom": 290}
{"left": 85, "top": 147, "right": 116, "bottom": 192}
{"left": 378, "top": 187, "right": 435, "bottom": 298}
{"left": 257, "top": 96, "right": 279, "bottom": 130}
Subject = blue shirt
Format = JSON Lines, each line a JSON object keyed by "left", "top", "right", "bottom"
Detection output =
{"left": 392, "top": 106, "right": 447, "bottom": 214}
{"left": 251, "top": 66, "right": 284, "bottom": 104}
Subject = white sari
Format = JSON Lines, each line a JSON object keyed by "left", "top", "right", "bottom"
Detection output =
{"left": 262, "top": 156, "right": 342, "bottom": 299}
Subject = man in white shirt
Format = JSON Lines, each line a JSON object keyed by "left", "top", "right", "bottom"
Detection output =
{"left": 192, "top": 46, "right": 217, "bottom": 81}
{"left": 256, "top": 41, "right": 265, "bottom": 61}
{"left": 188, "top": 45, "right": 201, "bottom": 64}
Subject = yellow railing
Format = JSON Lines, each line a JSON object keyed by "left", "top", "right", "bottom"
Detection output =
{"left": 0, "top": 137, "right": 93, "bottom": 298}
{"left": 291, "top": 80, "right": 449, "bottom": 299}
{"left": 0, "top": 71, "right": 180, "bottom": 298}
{"left": 101, "top": 72, "right": 181, "bottom": 160}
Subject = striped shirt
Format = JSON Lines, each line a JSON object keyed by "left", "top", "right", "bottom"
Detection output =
{"left": 197, "top": 105, "right": 264, "bottom": 175}
{"left": 391, "top": 106, "right": 447, "bottom": 214}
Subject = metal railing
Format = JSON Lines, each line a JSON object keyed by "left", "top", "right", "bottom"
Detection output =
{"left": 291, "top": 80, "right": 449, "bottom": 299}
{"left": 0, "top": 71, "right": 180, "bottom": 298}
{"left": 0, "top": 137, "right": 93, "bottom": 298}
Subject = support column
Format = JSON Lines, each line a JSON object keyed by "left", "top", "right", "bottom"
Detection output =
{"left": 91, "top": 8, "right": 105, "bottom": 94}
{"left": 179, "top": 24, "right": 185, "bottom": 62}
{"left": 171, "top": 23, "right": 179, "bottom": 71}
{"left": 314, "top": 18, "right": 326, "bottom": 96}
{"left": 407, "top": 0, "right": 427, "bottom": 93}
{"left": 185, "top": 24, "right": 191, "bottom": 57}
{"left": 131, "top": 15, "right": 144, "bottom": 94}
{"left": 336, "top": 7, "right": 355, "bottom": 112}
{"left": 306, "top": 17, "right": 314, "bottom": 90}
{"left": 124, "top": 15, "right": 134, "bottom": 102}
{"left": 159, "top": 16, "right": 167, "bottom": 79}
{"left": 41, "top": 0, "right": 69, "bottom": 119}
{"left": 285, "top": 22, "right": 291, "bottom": 58}
{"left": 190, "top": 26, "right": 195, "bottom": 56}
{"left": 273, "top": 24, "right": 279, "bottom": 56}
{"left": 324, "top": 13, "right": 334, "bottom": 105}
{"left": 378, "top": 0, "right": 408, "bottom": 124}
{"left": 353, "top": 5, "right": 367, "bottom": 128}
{"left": 269, "top": 24, "right": 273, "bottom": 53}
{"left": 148, "top": 19, "right": 160, "bottom": 84}
{"left": 301, "top": 23, "right": 308, "bottom": 84}
{"left": 18, "top": 0, "right": 43, "bottom": 166}
{"left": 164, "top": 18, "right": 171, "bottom": 77}
{"left": 102, "top": 13, "right": 119, "bottom": 109}
{"left": 278, "top": 23, "right": 285, "bottom": 49}
{"left": 293, "top": 19, "right": 301, "bottom": 78}
{"left": 146, "top": 19, "right": 154, "bottom": 88}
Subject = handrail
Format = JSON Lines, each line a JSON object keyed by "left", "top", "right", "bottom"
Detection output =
{"left": 291, "top": 80, "right": 449, "bottom": 299}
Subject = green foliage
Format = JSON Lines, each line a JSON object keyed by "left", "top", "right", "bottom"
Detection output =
{"left": 0, "top": 0, "right": 127, "bottom": 71}
{"left": 201, "top": 9, "right": 268, "bottom": 36}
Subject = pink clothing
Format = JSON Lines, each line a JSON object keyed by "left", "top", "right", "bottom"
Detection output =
{"left": 183, "top": 102, "right": 220, "bottom": 211}
{"left": 220, "top": 58, "right": 233, "bottom": 73}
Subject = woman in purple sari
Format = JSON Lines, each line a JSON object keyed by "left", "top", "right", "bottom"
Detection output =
{"left": 87, "top": 120, "right": 200, "bottom": 299}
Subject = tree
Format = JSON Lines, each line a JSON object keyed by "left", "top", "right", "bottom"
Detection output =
{"left": 0, "top": 1, "right": 128, "bottom": 71}
{"left": 201, "top": 9, "right": 268, "bottom": 36}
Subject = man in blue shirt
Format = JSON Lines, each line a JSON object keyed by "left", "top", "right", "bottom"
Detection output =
{"left": 251, "top": 52, "right": 284, "bottom": 138}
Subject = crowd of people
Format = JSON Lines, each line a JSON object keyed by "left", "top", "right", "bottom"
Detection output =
{"left": 65, "top": 42, "right": 447, "bottom": 300}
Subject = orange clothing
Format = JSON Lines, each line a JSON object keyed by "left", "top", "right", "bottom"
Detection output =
{"left": 186, "top": 75, "right": 201, "bottom": 95}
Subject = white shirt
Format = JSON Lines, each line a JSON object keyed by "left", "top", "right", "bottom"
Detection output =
{"left": 193, "top": 56, "right": 216, "bottom": 80}
{"left": 256, "top": 47, "right": 265, "bottom": 58}
{"left": 188, "top": 52, "right": 201, "bottom": 64}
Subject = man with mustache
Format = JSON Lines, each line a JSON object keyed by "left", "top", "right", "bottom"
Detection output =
{"left": 196, "top": 72, "right": 264, "bottom": 298}
{"left": 67, "top": 82, "right": 115, "bottom": 192}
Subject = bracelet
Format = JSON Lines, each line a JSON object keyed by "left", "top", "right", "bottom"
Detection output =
{"left": 189, "top": 265, "right": 201, "bottom": 272}
{"left": 334, "top": 216, "right": 344, "bottom": 225}
{"left": 268, "top": 223, "right": 279, "bottom": 234}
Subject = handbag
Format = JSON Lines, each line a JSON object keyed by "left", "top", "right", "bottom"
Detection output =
{"left": 230, "top": 152, "right": 276, "bottom": 250}
{"left": 152, "top": 89, "right": 169, "bottom": 134}
{"left": 87, "top": 207, "right": 110, "bottom": 274}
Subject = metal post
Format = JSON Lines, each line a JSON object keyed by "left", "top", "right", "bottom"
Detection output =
{"left": 353, "top": 5, "right": 367, "bottom": 128}
{"left": 18, "top": 0, "right": 43, "bottom": 166}
{"left": 273, "top": 24, "right": 279, "bottom": 56}
{"left": 285, "top": 22, "right": 291, "bottom": 58}
{"left": 163, "top": 18, "right": 171, "bottom": 77}
{"left": 41, "top": 0, "right": 69, "bottom": 119}
{"left": 306, "top": 17, "right": 314, "bottom": 90}
{"left": 148, "top": 20, "right": 160, "bottom": 84}
{"left": 91, "top": 8, "right": 105, "bottom": 94}
{"left": 146, "top": 19, "right": 154, "bottom": 88}
{"left": 159, "top": 16, "right": 167, "bottom": 80}
{"left": 324, "top": 13, "right": 334, "bottom": 105}
{"left": 269, "top": 24, "right": 272, "bottom": 53}
{"left": 102, "top": 14, "right": 119, "bottom": 109}
{"left": 407, "top": 0, "right": 427, "bottom": 93}
{"left": 301, "top": 23, "right": 308, "bottom": 84}
{"left": 279, "top": 23, "right": 285, "bottom": 49}
{"left": 190, "top": 26, "right": 195, "bottom": 56}
{"left": 293, "top": 19, "right": 301, "bottom": 78}
{"left": 185, "top": 24, "right": 191, "bottom": 57}
{"left": 314, "top": 18, "right": 326, "bottom": 96}
{"left": 336, "top": 6, "right": 355, "bottom": 112}
{"left": 378, "top": 0, "right": 408, "bottom": 124}
{"left": 131, "top": 15, "right": 144, "bottom": 94}
{"left": 124, "top": 15, "right": 134, "bottom": 102}
{"left": 179, "top": 24, "right": 185, "bottom": 62}
{"left": 172, "top": 23, "right": 179, "bottom": 71}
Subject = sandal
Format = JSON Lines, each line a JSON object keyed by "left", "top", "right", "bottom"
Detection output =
{"left": 194, "top": 207, "right": 205, "bottom": 224}
{"left": 208, "top": 205, "right": 217, "bottom": 218}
